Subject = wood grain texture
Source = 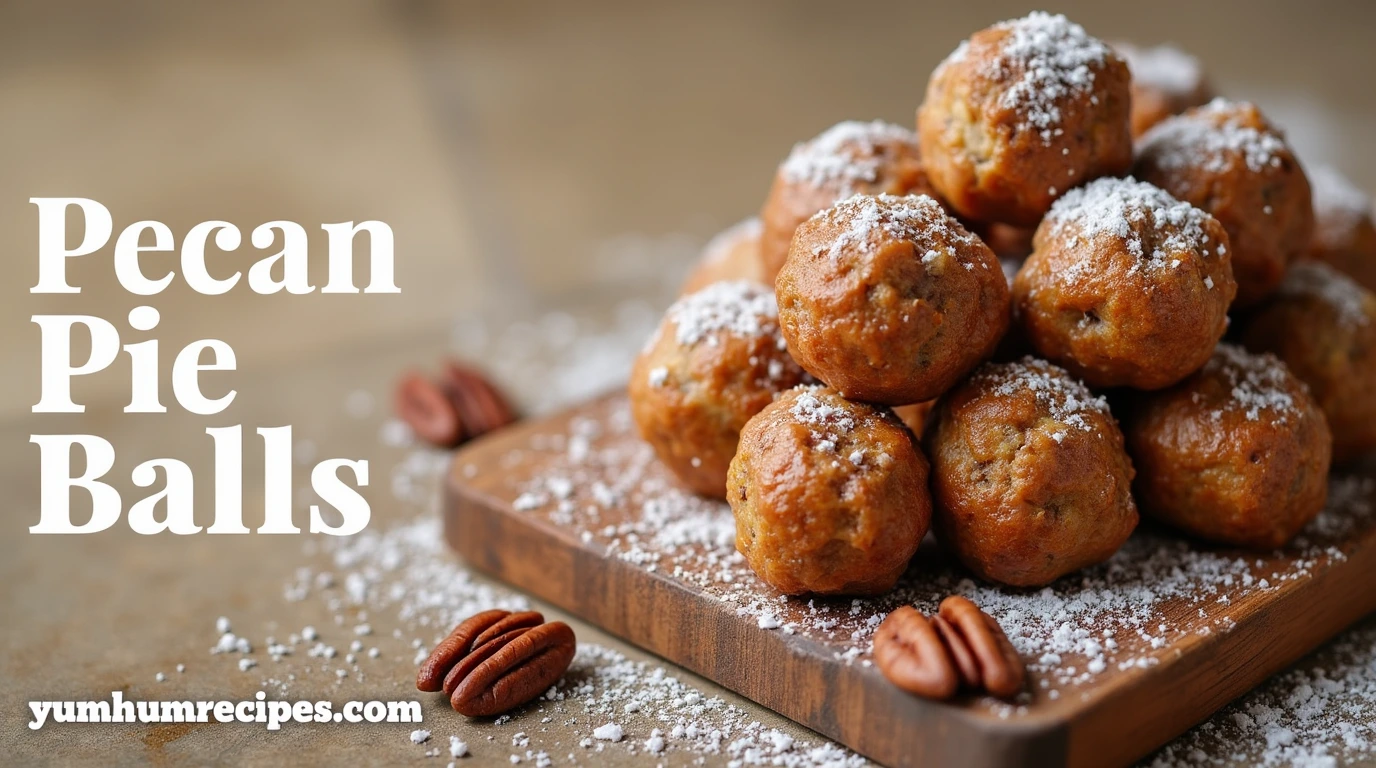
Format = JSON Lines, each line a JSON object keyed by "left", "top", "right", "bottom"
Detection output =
{"left": 444, "top": 394, "right": 1376, "bottom": 768}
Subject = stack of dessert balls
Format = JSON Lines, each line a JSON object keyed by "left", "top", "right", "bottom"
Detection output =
{"left": 629, "top": 12, "right": 1376, "bottom": 596}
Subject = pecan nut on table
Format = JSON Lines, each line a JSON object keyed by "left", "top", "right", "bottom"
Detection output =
{"left": 417, "top": 610, "right": 577, "bottom": 717}
{"left": 874, "top": 597, "right": 1025, "bottom": 701}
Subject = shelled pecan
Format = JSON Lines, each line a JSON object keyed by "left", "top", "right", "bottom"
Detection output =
{"left": 874, "top": 598, "right": 1025, "bottom": 701}
{"left": 417, "top": 610, "right": 576, "bottom": 717}
{"left": 394, "top": 360, "right": 518, "bottom": 448}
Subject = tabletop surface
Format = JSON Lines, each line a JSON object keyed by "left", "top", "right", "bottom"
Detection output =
{"left": 3, "top": 1, "right": 1375, "bottom": 766}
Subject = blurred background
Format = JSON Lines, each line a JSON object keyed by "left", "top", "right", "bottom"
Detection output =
{"left": 3, "top": 2, "right": 1374, "bottom": 765}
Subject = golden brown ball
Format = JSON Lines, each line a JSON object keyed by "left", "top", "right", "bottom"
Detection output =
{"left": 1239, "top": 262, "right": 1376, "bottom": 463}
{"left": 1123, "top": 344, "right": 1331, "bottom": 549}
{"left": 1306, "top": 166, "right": 1376, "bottom": 292}
{"left": 1134, "top": 99, "right": 1313, "bottom": 307}
{"left": 1114, "top": 42, "right": 1211, "bottom": 138}
{"left": 680, "top": 218, "right": 768, "bottom": 295}
{"left": 759, "top": 120, "right": 936, "bottom": 281}
{"left": 927, "top": 358, "right": 1138, "bottom": 587}
{"left": 776, "top": 193, "right": 1010, "bottom": 404}
{"left": 728, "top": 386, "right": 931, "bottom": 595}
{"left": 629, "top": 281, "right": 808, "bottom": 497}
{"left": 893, "top": 400, "right": 936, "bottom": 439}
{"left": 1014, "top": 176, "right": 1236, "bottom": 389}
{"left": 917, "top": 12, "right": 1133, "bottom": 227}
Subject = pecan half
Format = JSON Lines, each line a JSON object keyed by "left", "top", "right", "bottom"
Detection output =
{"left": 393, "top": 360, "right": 518, "bottom": 449}
{"left": 416, "top": 610, "right": 576, "bottom": 717}
{"left": 938, "top": 596, "right": 1026, "bottom": 699}
{"left": 395, "top": 371, "right": 463, "bottom": 447}
{"left": 873, "top": 606, "right": 958, "bottom": 700}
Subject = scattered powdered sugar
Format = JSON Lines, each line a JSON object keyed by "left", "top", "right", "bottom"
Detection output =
{"left": 979, "top": 357, "right": 1110, "bottom": 434}
{"left": 1208, "top": 344, "right": 1297, "bottom": 423}
{"left": 665, "top": 280, "right": 780, "bottom": 347}
{"left": 1310, "top": 165, "right": 1374, "bottom": 243}
{"left": 985, "top": 12, "right": 1112, "bottom": 144}
{"left": 1116, "top": 42, "right": 1204, "bottom": 97}
{"left": 1277, "top": 262, "right": 1373, "bottom": 328}
{"left": 810, "top": 193, "right": 975, "bottom": 264}
{"left": 503, "top": 394, "right": 1375, "bottom": 725}
{"left": 779, "top": 120, "right": 917, "bottom": 191}
{"left": 1043, "top": 176, "right": 1219, "bottom": 272}
{"left": 1137, "top": 98, "right": 1288, "bottom": 175}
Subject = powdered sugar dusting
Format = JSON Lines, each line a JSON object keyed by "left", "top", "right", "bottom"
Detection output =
{"left": 789, "top": 386, "right": 862, "bottom": 455}
{"left": 1276, "top": 262, "right": 1373, "bottom": 328}
{"left": 700, "top": 217, "right": 762, "bottom": 265}
{"left": 666, "top": 281, "right": 781, "bottom": 347}
{"left": 779, "top": 120, "right": 917, "bottom": 191}
{"left": 1137, "top": 98, "right": 1288, "bottom": 175}
{"left": 810, "top": 193, "right": 976, "bottom": 264}
{"left": 978, "top": 357, "right": 1110, "bottom": 434}
{"left": 1044, "top": 177, "right": 1220, "bottom": 271}
{"left": 1208, "top": 344, "right": 1298, "bottom": 423}
{"left": 1117, "top": 43, "right": 1204, "bottom": 97}
{"left": 987, "top": 12, "right": 1113, "bottom": 144}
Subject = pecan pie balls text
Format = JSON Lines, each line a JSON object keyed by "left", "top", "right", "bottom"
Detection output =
{"left": 776, "top": 193, "right": 1009, "bottom": 404}
{"left": 1013, "top": 176, "right": 1235, "bottom": 389}
{"left": 629, "top": 281, "right": 808, "bottom": 497}
{"left": 728, "top": 386, "right": 932, "bottom": 596}
{"left": 918, "top": 12, "right": 1133, "bottom": 227}
{"left": 1124, "top": 345, "right": 1331, "bottom": 549}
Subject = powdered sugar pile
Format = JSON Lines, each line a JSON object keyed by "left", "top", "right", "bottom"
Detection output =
{"left": 1116, "top": 43, "right": 1205, "bottom": 97}
{"left": 1207, "top": 344, "right": 1298, "bottom": 423}
{"left": 1137, "top": 98, "right": 1289, "bottom": 175}
{"left": 979, "top": 12, "right": 1112, "bottom": 144}
{"left": 978, "top": 356, "right": 1110, "bottom": 434}
{"left": 1044, "top": 176, "right": 1222, "bottom": 272}
{"left": 1276, "top": 262, "right": 1373, "bottom": 327}
{"left": 779, "top": 120, "right": 917, "bottom": 191}
{"left": 666, "top": 280, "right": 781, "bottom": 347}
{"left": 810, "top": 193, "right": 977, "bottom": 265}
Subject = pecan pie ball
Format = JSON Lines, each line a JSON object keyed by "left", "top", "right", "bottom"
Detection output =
{"left": 629, "top": 281, "right": 808, "bottom": 497}
{"left": 927, "top": 358, "right": 1138, "bottom": 587}
{"left": 680, "top": 217, "right": 768, "bottom": 295}
{"left": 1134, "top": 99, "right": 1313, "bottom": 307}
{"left": 1013, "top": 177, "right": 1236, "bottom": 389}
{"left": 776, "top": 193, "right": 1009, "bottom": 404}
{"left": 1239, "top": 262, "right": 1376, "bottom": 463}
{"left": 917, "top": 12, "right": 1133, "bottom": 227}
{"left": 728, "top": 386, "right": 932, "bottom": 595}
{"left": 1114, "top": 42, "right": 1211, "bottom": 137}
{"left": 1306, "top": 166, "right": 1376, "bottom": 292}
{"left": 759, "top": 120, "right": 937, "bottom": 281}
{"left": 1123, "top": 344, "right": 1331, "bottom": 549}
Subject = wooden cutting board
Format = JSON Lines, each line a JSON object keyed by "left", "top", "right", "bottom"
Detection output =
{"left": 443, "top": 393, "right": 1376, "bottom": 768}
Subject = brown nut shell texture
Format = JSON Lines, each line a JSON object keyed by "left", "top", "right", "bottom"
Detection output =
{"left": 417, "top": 610, "right": 576, "bottom": 717}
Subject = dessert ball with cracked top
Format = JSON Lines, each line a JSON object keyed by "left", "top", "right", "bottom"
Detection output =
{"left": 1013, "top": 177, "right": 1236, "bottom": 389}
{"left": 1306, "top": 166, "right": 1376, "bottom": 292}
{"left": 728, "top": 386, "right": 932, "bottom": 595}
{"left": 776, "top": 193, "right": 1010, "bottom": 404}
{"left": 629, "top": 281, "right": 808, "bottom": 497}
{"left": 1124, "top": 344, "right": 1331, "bottom": 549}
{"left": 680, "top": 218, "right": 768, "bottom": 295}
{"left": 1114, "top": 43, "right": 1211, "bottom": 137}
{"left": 1135, "top": 99, "right": 1313, "bottom": 307}
{"left": 759, "top": 120, "right": 937, "bottom": 281}
{"left": 1239, "top": 262, "right": 1376, "bottom": 463}
{"left": 917, "top": 12, "right": 1133, "bottom": 227}
{"left": 927, "top": 358, "right": 1138, "bottom": 587}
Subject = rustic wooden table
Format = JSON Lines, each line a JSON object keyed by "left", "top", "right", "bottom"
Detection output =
{"left": 4, "top": 2, "right": 1374, "bottom": 765}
